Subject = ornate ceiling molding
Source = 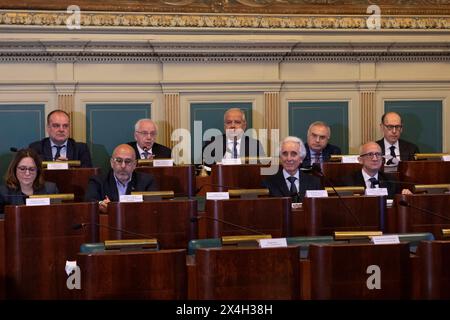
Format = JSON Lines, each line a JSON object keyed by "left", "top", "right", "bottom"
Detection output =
{"left": 1, "top": 1, "right": 450, "bottom": 15}
{"left": 0, "top": 10, "right": 449, "bottom": 30}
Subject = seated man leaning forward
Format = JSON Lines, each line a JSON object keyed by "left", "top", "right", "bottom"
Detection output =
{"left": 262, "top": 136, "right": 323, "bottom": 203}
{"left": 84, "top": 144, "right": 158, "bottom": 213}
{"left": 341, "top": 141, "right": 412, "bottom": 198}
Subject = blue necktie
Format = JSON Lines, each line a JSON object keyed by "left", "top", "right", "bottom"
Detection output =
{"left": 54, "top": 145, "right": 64, "bottom": 160}
{"left": 233, "top": 137, "right": 238, "bottom": 159}
{"left": 369, "top": 177, "right": 379, "bottom": 188}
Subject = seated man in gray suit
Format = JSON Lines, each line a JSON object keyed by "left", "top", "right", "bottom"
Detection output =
{"left": 85, "top": 144, "right": 158, "bottom": 213}
{"left": 203, "top": 108, "right": 265, "bottom": 165}
{"left": 127, "top": 118, "right": 172, "bottom": 159}
{"left": 376, "top": 112, "right": 419, "bottom": 167}
{"left": 29, "top": 109, "right": 92, "bottom": 167}
{"left": 262, "top": 136, "right": 323, "bottom": 203}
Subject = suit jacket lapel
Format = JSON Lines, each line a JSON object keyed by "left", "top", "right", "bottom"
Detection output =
{"left": 275, "top": 169, "right": 290, "bottom": 196}
{"left": 66, "top": 139, "right": 74, "bottom": 160}
{"left": 43, "top": 139, "right": 53, "bottom": 160}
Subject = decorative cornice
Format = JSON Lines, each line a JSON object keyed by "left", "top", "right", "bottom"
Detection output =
{"left": 0, "top": 10, "right": 449, "bottom": 30}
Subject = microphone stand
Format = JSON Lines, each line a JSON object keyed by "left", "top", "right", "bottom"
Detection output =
{"left": 311, "top": 165, "right": 362, "bottom": 226}
{"left": 74, "top": 223, "right": 153, "bottom": 239}
{"left": 192, "top": 215, "right": 266, "bottom": 235}
{"left": 398, "top": 200, "right": 450, "bottom": 222}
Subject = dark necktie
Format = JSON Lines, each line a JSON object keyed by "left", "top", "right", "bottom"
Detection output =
{"left": 233, "top": 137, "right": 238, "bottom": 159}
{"left": 314, "top": 152, "right": 321, "bottom": 164}
{"left": 368, "top": 177, "right": 379, "bottom": 188}
{"left": 142, "top": 150, "right": 149, "bottom": 159}
{"left": 287, "top": 176, "right": 298, "bottom": 195}
{"left": 385, "top": 145, "right": 396, "bottom": 165}
{"left": 53, "top": 145, "right": 64, "bottom": 161}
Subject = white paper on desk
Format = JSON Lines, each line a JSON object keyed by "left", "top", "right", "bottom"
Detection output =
{"left": 291, "top": 202, "right": 302, "bottom": 209}
{"left": 221, "top": 158, "right": 242, "bottom": 165}
{"left": 365, "top": 188, "right": 388, "bottom": 196}
{"left": 341, "top": 155, "right": 359, "bottom": 163}
{"left": 442, "top": 155, "right": 450, "bottom": 161}
{"left": 119, "top": 194, "right": 143, "bottom": 202}
{"left": 305, "top": 190, "right": 328, "bottom": 198}
{"left": 371, "top": 235, "right": 400, "bottom": 245}
{"left": 153, "top": 159, "right": 174, "bottom": 167}
{"left": 47, "top": 162, "right": 69, "bottom": 170}
{"left": 26, "top": 198, "right": 50, "bottom": 206}
{"left": 206, "top": 192, "right": 229, "bottom": 200}
{"left": 259, "top": 238, "right": 287, "bottom": 248}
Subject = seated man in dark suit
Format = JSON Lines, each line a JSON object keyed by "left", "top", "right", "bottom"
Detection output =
{"left": 29, "top": 109, "right": 92, "bottom": 167}
{"left": 262, "top": 136, "right": 323, "bottom": 203}
{"left": 203, "top": 108, "right": 265, "bottom": 165}
{"left": 127, "top": 118, "right": 172, "bottom": 160}
{"left": 376, "top": 112, "right": 419, "bottom": 167}
{"left": 341, "top": 141, "right": 412, "bottom": 198}
{"left": 85, "top": 144, "right": 158, "bottom": 213}
{"left": 302, "top": 121, "right": 341, "bottom": 168}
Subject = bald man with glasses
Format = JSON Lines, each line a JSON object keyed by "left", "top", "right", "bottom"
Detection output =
{"left": 376, "top": 112, "right": 419, "bottom": 166}
{"left": 84, "top": 144, "right": 158, "bottom": 212}
{"left": 341, "top": 141, "right": 411, "bottom": 198}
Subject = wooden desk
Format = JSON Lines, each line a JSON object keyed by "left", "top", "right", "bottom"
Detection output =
{"left": 414, "top": 240, "right": 450, "bottom": 299}
{"left": 192, "top": 246, "right": 300, "bottom": 300}
{"left": 200, "top": 197, "right": 291, "bottom": 238}
{"left": 136, "top": 165, "right": 195, "bottom": 197}
{"left": 292, "top": 196, "right": 386, "bottom": 236}
{"left": 77, "top": 249, "right": 187, "bottom": 299}
{"left": 211, "top": 163, "right": 273, "bottom": 191}
{"left": 5, "top": 202, "right": 98, "bottom": 299}
{"left": 308, "top": 242, "right": 411, "bottom": 299}
{"left": 0, "top": 218, "right": 4, "bottom": 300}
{"left": 395, "top": 194, "right": 450, "bottom": 239}
{"left": 398, "top": 160, "right": 450, "bottom": 185}
{"left": 108, "top": 200, "right": 197, "bottom": 249}
{"left": 321, "top": 162, "right": 362, "bottom": 186}
{"left": 43, "top": 167, "right": 101, "bottom": 201}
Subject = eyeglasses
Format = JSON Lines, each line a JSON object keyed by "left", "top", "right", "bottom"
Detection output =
{"left": 224, "top": 120, "right": 244, "bottom": 126}
{"left": 383, "top": 124, "right": 403, "bottom": 131}
{"left": 49, "top": 123, "right": 69, "bottom": 129}
{"left": 112, "top": 157, "right": 135, "bottom": 166}
{"left": 360, "top": 152, "right": 384, "bottom": 159}
{"left": 310, "top": 133, "right": 329, "bottom": 141}
{"left": 17, "top": 166, "right": 37, "bottom": 173}
{"left": 136, "top": 131, "right": 157, "bottom": 137}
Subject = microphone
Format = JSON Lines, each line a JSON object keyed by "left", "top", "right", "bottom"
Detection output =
{"left": 73, "top": 222, "right": 154, "bottom": 239}
{"left": 191, "top": 215, "right": 266, "bottom": 235}
{"left": 398, "top": 200, "right": 450, "bottom": 222}
{"left": 309, "top": 164, "right": 362, "bottom": 226}
{"left": 10, "top": 147, "right": 18, "bottom": 152}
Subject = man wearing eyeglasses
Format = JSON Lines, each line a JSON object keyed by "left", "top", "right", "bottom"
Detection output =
{"left": 127, "top": 119, "right": 171, "bottom": 159}
{"left": 203, "top": 108, "right": 265, "bottom": 165}
{"left": 29, "top": 109, "right": 93, "bottom": 167}
{"left": 376, "top": 112, "right": 419, "bottom": 166}
{"left": 342, "top": 141, "right": 411, "bottom": 198}
{"left": 85, "top": 144, "right": 157, "bottom": 212}
{"left": 302, "top": 121, "right": 341, "bottom": 168}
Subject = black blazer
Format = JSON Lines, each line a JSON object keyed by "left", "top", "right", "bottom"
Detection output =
{"left": 376, "top": 138, "right": 420, "bottom": 161}
{"left": 0, "top": 182, "right": 59, "bottom": 214}
{"left": 203, "top": 134, "right": 265, "bottom": 165}
{"left": 29, "top": 138, "right": 93, "bottom": 168}
{"left": 302, "top": 143, "right": 342, "bottom": 168}
{"left": 84, "top": 170, "right": 157, "bottom": 202}
{"left": 127, "top": 141, "right": 172, "bottom": 159}
{"left": 262, "top": 168, "right": 323, "bottom": 202}
{"left": 341, "top": 170, "right": 397, "bottom": 198}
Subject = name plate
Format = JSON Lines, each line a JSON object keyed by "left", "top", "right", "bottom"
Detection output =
{"left": 26, "top": 198, "right": 50, "bottom": 206}
{"left": 47, "top": 162, "right": 69, "bottom": 170}
{"left": 258, "top": 238, "right": 287, "bottom": 248}
{"left": 119, "top": 195, "right": 143, "bottom": 202}
{"left": 386, "top": 199, "right": 393, "bottom": 208}
{"left": 221, "top": 158, "right": 242, "bottom": 165}
{"left": 365, "top": 188, "right": 388, "bottom": 196}
{"left": 153, "top": 159, "right": 174, "bottom": 167}
{"left": 442, "top": 155, "right": 450, "bottom": 161}
{"left": 206, "top": 192, "right": 230, "bottom": 200}
{"left": 371, "top": 235, "right": 400, "bottom": 245}
{"left": 291, "top": 202, "right": 302, "bottom": 209}
{"left": 305, "top": 190, "right": 328, "bottom": 198}
{"left": 341, "top": 156, "right": 359, "bottom": 163}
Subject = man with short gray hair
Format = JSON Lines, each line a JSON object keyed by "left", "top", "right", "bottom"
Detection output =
{"left": 127, "top": 118, "right": 171, "bottom": 159}
{"left": 262, "top": 136, "right": 322, "bottom": 203}
{"left": 302, "top": 121, "right": 341, "bottom": 167}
